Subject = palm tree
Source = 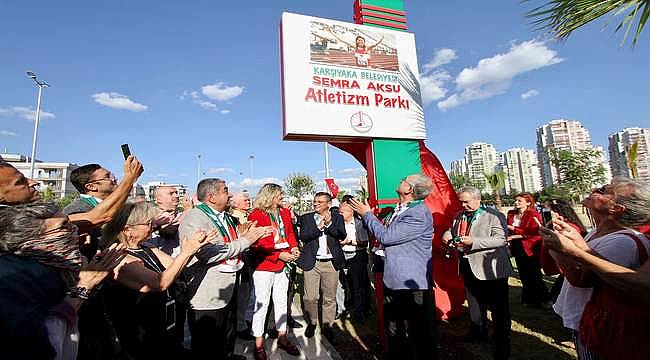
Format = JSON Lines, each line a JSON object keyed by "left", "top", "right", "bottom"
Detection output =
{"left": 527, "top": 0, "right": 650, "bottom": 46}
{"left": 484, "top": 171, "right": 507, "bottom": 209}
{"left": 626, "top": 141, "right": 640, "bottom": 178}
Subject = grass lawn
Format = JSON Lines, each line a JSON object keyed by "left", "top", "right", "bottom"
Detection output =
{"left": 323, "top": 265, "right": 577, "bottom": 360}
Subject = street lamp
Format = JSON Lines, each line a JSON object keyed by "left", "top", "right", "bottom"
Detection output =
{"left": 249, "top": 155, "right": 255, "bottom": 180}
{"left": 26, "top": 71, "right": 50, "bottom": 179}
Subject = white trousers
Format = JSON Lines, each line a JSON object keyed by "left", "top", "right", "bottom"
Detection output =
{"left": 251, "top": 270, "right": 289, "bottom": 337}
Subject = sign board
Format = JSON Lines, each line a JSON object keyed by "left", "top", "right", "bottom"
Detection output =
{"left": 281, "top": 12, "right": 424, "bottom": 141}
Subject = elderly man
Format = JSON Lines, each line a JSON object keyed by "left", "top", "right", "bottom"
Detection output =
{"left": 443, "top": 186, "right": 512, "bottom": 359}
{"left": 179, "top": 178, "right": 270, "bottom": 360}
{"left": 296, "top": 192, "right": 347, "bottom": 339}
{"left": 228, "top": 190, "right": 255, "bottom": 339}
{"left": 541, "top": 178, "right": 650, "bottom": 359}
{"left": 229, "top": 191, "right": 251, "bottom": 224}
{"left": 349, "top": 173, "right": 437, "bottom": 360}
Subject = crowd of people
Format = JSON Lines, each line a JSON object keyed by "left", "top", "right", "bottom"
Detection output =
{"left": 2, "top": 155, "right": 650, "bottom": 360}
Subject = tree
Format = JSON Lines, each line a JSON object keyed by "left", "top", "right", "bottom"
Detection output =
{"left": 450, "top": 174, "right": 482, "bottom": 191}
{"left": 626, "top": 141, "right": 640, "bottom": 178}
{"left": 57, "top": 193, "right": 79, "bottom": 209}
{"left": 484, "top": 171, "right": 507, "bottom": 209}
{"left": 41, "top": 187, "right": 56, "bottom": 202}
{"left": 336, "top": 189, "right": 348, "bottom": 203}
{"left": 355, "top": 185, "right": 369, "bottom": 202}
{"left": 547, "top": 148, "right": 607, "bottom": 203}
{"left": 527, "top": 0, "right": 650, "bottom": 46}
{"left": 284, "top": 173, "right": 315, "bottom": 214}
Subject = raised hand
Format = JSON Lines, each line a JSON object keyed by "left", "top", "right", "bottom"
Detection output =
{"left": 153, "top": 210, "right": 175, "bottom": 228}
{"left": 181, "top": 229, "right": 213, "bottom": 256}
{"left": 348, "top": 198, "right": 371, "bottom": 216}
{"left": 236, "top": 221, "right": 253, "bottom": 236}
{"left": 240, "top": 221, "right": 272, "bottom": 242}
{"left": 123, "top": 155, "right": 144, "bottom": 181}
{"left": 78, "top": 243, "right": 127, "bottom": 289}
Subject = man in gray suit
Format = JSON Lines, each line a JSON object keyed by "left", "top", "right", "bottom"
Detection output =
{"left": 443, "top": 186, "right": 512, "bottom": 360}
{"left": 350, "top": 173, "right": 437, "bottom": 360}
{"left": 179, "top": 178, "right": 270, "bottom": 360}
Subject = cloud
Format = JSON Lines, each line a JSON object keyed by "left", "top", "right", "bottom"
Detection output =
{"left": 0, "top": 130, "right": 17, "bottom": 136}
{"left": 437, "top": 40, "right": 563, "bottom": 111}
{"left": 201, "top": 82, "right": 244, "bottom": 102}
{"left": 419, "top": 49, "right": 457, "bottom": 106}
{"left": 329, "top": 177, "right": 362, "bottom": 186}
{"left": 179, "top": 173, "right": 189, "bottom": 177}
{"left": 219, "top": 109, "right": 231, "bottom": 115}
{"left": 207, "top": 167, "right": 235, "bottom": 174}
{"left": 156, "top": 173, "right": 169, "bottom": 177}
{"left": 422, "top": 48, "right": 457, "bottom": 72}
{"left": 0, "top": 106, "right": 56, "bottom": 121}
{"left": 521, "top": 89, "right": 540, "bottom": 100}
{"left": 92, "top": 92, "right": 148, "bottom": 112}
{"left": 420, "top": 70, "right": 452, "bottom": 105}
{"left": 196, "top": 100, "right": 218, "bottom": 110}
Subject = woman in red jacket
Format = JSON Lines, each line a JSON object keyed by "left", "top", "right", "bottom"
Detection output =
{"left": 248, "top": 183, "right": 301, "bottom": 360}
{"left": 507, "top": 192, "right": 551, "bottom": 307}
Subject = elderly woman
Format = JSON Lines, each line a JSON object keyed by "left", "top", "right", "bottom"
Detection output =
{"left": 0, "top": 202, "right": 124, "bottom": 360}
{"left": 541, "top": 178, "right": 650, "bottom": 360}
{"left": 100, "top": 202, "right": 214, "bottom": 359}
{"left": 247, "top": 183, "right": 301, "bottom": 360}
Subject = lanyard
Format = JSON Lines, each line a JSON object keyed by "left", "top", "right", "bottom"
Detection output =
{"left": 80, "top": 195, "right": 99, "bottom": 208}
{"left": 385, "top": 199, "right": 423, "bottom": 225}
{"left": 458, "top": 207, "right": 484, "bottom": 236}
{"left": 196, "top": 203, "right": 237, "bottom": 242}
{"left": 268, "top": 210, "right": 286, "bottom": 241}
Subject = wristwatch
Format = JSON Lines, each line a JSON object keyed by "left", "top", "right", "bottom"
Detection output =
{"left": 67, "top": 286, "right": 91, "bottom": 300}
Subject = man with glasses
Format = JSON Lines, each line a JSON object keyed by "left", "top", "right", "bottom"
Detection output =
{"left": 64, "top": 164, "right": 119, "bottom": 258}
{"left": 349, "top": 174, "right": 437, "bottom": 360}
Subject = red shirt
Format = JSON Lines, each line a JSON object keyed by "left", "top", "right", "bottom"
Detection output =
{"left": 507, "top": 209, "right": 542, "bottom": 257}
{"left": 248, "top": 208, "right": 298, "bottom": 272}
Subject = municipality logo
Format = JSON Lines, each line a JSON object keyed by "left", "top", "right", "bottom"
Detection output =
{"left": 350, "top": 111, "right": 372, "bottom": 133}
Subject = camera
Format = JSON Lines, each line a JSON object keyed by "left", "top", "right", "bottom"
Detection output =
{"left": 443, "top": 236, "right": 464, "bottom": 259}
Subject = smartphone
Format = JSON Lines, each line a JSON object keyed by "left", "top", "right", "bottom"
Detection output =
{"left": 121, "top": 144, "right": 131, "bottom": 160}
{"left": 541, "top": 208, "right": 553, "bottom": 228}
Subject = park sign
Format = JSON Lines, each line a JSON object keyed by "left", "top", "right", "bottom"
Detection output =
{"left": 281, "top": 12, "right": 425, "bottom": 141}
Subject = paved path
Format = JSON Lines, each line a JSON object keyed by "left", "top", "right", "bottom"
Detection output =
{"left": 233, "top": 303, "right": 342, "bottom": 360}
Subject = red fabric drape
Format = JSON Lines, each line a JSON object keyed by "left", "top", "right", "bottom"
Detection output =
{"left": 419, "top": 141, "right": 466, "bottom": 320}
{"left": 329, "top": 140, "right": 466, "bottom": 320}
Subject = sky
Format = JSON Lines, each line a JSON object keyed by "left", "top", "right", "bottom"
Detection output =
{"left": 1, "top": 1, "right": 649, "bottom": 195}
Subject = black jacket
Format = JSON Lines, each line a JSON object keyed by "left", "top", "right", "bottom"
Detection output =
{"left": 295, "top": 209, "right": 347, "bottom": 271}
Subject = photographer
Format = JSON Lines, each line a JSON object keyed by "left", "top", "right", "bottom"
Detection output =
{"left": 443, "top": 187, "right": 512, "bottom": 360}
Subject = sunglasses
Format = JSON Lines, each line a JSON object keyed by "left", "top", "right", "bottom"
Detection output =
{"left": 592, "top": 186, "right": 608, "bottom": 195}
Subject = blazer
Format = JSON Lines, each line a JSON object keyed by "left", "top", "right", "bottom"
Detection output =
{"left": 178, "top": 207, "right": 253, "bottom": 310}
{"left": 507, "top": 209, "right": 542, "bottom": 257}
{"left": 446, "top": 207, "right": 512, "bottom": 281}
{"left": 295, "top": 209, "right": 347, "bottom": 271}
{"left": 362, "top": 203, "right": 433, "bottom": 290}
{"left": 247, "top": 208, "right": 298, "bottom": 272}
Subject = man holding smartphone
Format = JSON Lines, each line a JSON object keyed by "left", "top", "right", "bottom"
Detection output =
{"left": 443, "top": 186, "right": 512, "bottom": 359}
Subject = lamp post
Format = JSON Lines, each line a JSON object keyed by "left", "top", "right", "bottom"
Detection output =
{"left": 26, "top": 71, "right": 49, "bottom": 179}
{"left": 249, "top": 155, "right": 255, "bottom": 180}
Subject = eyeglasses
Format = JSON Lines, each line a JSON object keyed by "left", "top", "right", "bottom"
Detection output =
{"left": 592, "top": 186, "right": 609, "bottom": 195}
{"left": 89, "top": 174, "right": 118, "bottom": 185}
{"left": 396, "top": 178, "right": 413, "bottom": 196}
{"left": 130, "top": 220, "right": 153, "bottom": 228}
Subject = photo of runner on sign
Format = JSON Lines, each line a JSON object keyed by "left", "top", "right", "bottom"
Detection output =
{"left": 309, "top": 22, "right": 398, "bottom": 71}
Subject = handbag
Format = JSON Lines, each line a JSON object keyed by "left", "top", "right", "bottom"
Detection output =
{"left": 578, "top": 232, "right": 649, "bottom": 360}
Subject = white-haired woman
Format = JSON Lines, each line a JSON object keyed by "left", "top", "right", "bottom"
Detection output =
{"left": 248, "top": 183, "right": 301, "bottom": 360}
{"left": 101, "top": 202, "right": 214, "bottom": 359}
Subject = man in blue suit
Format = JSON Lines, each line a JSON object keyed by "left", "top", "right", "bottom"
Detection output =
{"left": 350, "top": 173, "right": 437, "bottom": 360}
